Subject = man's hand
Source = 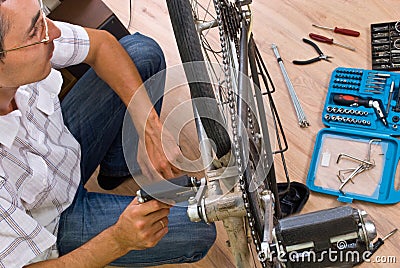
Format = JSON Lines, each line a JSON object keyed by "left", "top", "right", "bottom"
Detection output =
{"left": 25, "top": 198, "right": 172, "bottom": 267}
{"left": 137, "top": 122, "right": 183, "bottom": 181}
{"left": 112, "top": 198, "right": 172, "bottom": 251}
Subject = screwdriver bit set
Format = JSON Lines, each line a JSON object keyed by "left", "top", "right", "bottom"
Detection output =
{"left": 306, "top": 67, "right": 400, "bottom": 204}
{"left": 371, "top": 21, "right": 400, "bottom": 71}
{"left": 322, "top": 67, "right": 400, "bottom": 133}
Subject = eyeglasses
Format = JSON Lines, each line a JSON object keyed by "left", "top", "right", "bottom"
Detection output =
{"left": 0, "top": 0, "right": 49, "bottom": 55}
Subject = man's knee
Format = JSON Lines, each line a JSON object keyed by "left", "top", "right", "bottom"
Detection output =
{"left": 170, "top": 220, "right": 217, "bottom": 263}
{"left": 190, "top": 223, "right": 217, "bottom": 262}
{"left": 119, "top": 33, "right": 166, "bottom": 82}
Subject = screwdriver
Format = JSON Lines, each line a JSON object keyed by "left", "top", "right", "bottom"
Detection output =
{"left": 309, "top": 33, "right": 356, "bottom": 51}
{"left": 332, "top": 93, "right": 388, "bottom": 126}
{"left": 368, "top": 229, "right": 397, "bottom": 255}
{"left": 312, "top": 24, "right": 360, "bottom": 37}
{"left": 356, "top": 228, "right": 397, "bottom": 265}
{"left": 386, "top": 81, "right": 395, "bottom": 114}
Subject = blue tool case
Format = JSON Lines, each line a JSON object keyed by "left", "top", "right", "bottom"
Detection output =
{"left": 307, "top": 67, "right": 400, "bottom": 204}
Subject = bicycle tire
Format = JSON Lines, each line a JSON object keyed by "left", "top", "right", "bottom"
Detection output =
{"left": 166, "top": 0, "right": 231, "bottom": 159}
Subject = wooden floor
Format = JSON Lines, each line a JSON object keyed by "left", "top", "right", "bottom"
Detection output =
{"left": 90, "top": 0, "right": 400, "bottom": 267}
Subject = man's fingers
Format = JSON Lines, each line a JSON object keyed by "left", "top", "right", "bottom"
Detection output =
{"left": 152, "top": 216, "right": 169, "bottom": 231}
{"left": 170, "top": 164, "right": 182, "bottom": 176}
{"left": 131, "top": 197, "right": 140, "bottom": 205}
{"left": 151, "top": 223, "right": 169, "bottom": 245}
{"left": 130, "top": 198, "right": 172, "bottom": 214}
{"left": 159, "top": 167, "right": 174, "bottom": 180}
{"left": 150, "top": 216, "right": 169, "bottom": 243}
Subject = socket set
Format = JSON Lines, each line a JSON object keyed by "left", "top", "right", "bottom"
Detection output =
{"left": 371, "top": 21, "right": 400, "bottom": 71}
{"left": 322, "top": 67, "right": 400, "bottom": 134}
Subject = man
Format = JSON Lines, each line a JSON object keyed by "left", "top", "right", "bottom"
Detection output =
{"left": 0, "top": 0, "right": 216, "bottom": 267}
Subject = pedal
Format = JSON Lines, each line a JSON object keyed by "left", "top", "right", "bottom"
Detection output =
{"left": 261, "top": 206, "right": 377, "bottom": 267}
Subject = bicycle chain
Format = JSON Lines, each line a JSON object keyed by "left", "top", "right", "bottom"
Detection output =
{"left": 213, "top": 0, "right": 267, "bottom": 266}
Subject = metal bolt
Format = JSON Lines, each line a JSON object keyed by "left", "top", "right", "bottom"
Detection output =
{"left": 360, "top": 210, "right": 368, "bottom": 217}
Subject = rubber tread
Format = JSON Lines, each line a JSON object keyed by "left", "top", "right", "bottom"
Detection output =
{"left": 167, "top": 0, "right": 231, "bottom": 159}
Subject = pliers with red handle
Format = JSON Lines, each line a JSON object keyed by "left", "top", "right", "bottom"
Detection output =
{"left": 292, "top": 38, "right": 333, "bottom": 65}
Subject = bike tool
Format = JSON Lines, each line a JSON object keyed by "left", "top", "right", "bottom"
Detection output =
{"left": 386, "top": 80, "right": 395, "bottom": 114}
{"left": 136, "top": 175, "right": 202, "bottom": 204}
{"left": 312, "top": 23, "right": 360, "bottom": 37}
{"left": 309, "top": 33, "right": 356, "bottom": 51}
{"left": 332, "top": 93, "right": 388, "bottom": 126}
{"left": 369, "top": 228, "right": 398, "bottom": 255}
{"left": 293, "top": 38, "right": 333, "bottom": 65}
{"left": 357, "top": 228, "right": 398, "bottom": 264}
{"left": 272, "top": 44, "right": 310, "bottom": 127}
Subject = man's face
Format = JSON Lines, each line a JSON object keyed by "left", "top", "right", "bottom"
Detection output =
{"left": 0, "top": 0, "right": 61, "bottom": 87}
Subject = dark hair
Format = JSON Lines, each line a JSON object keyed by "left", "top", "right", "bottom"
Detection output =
{"left": 0, "top": 1, "right": 10, "bottom": 60}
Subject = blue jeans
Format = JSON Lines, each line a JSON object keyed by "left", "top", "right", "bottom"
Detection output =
{"left": 58, "top": 33, "right": 216, "bottom": 267}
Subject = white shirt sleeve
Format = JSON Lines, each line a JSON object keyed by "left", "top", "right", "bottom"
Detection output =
{"left": 0, "top": 187, "right": 56, "bottom": 268}
{"left": 51, "top": 21, "right": 90, "bottom": 69}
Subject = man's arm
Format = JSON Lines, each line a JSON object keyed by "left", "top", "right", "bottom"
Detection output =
{"left": 83, "top": 28, "right": 182, "bottom": 180}
{"left": 25, "top": 199, "right": 171, "bottom": 268}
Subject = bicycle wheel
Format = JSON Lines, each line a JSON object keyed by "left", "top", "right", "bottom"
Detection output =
{"left": 166, "top": 0, "right": 237, "bottom": 160}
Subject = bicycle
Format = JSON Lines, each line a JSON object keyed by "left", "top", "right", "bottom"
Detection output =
{"left": 138, "top": 1, "right": 380, "bottom": 267}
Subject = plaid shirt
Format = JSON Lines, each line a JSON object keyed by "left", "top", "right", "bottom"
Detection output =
{"left": 0, "top": 22, "right": 89, "bottom": 268}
